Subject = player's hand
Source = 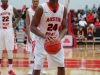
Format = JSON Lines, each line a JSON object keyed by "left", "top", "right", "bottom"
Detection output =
{"left": 28, "top": 36, "right": 32, "bottom": 43}
{"left": 44, "top": 35, "right": 53, "bottom": 41}
{"left": 13, "top": 21, "right": 17, "bottom": 28}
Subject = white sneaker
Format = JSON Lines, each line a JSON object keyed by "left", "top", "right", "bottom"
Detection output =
{"left": 28, "top": 69, "right": 33, "bottom": 75}
{"left": 40, "top": 68, "right": 46, "bottom": 74}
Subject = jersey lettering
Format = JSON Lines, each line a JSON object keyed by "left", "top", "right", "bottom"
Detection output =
{"left": 46, "top": 17, "right": 61, "bottom": 22}
{"left": 46, "top": 32, "right": 55, "bottom": 36}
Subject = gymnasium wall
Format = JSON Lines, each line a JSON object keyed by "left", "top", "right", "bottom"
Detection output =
{"left": 68, "top": 0, "right": 100, "bottom": 11}
{"left": 0, "top": 0, "right": 66, "bottom": 9}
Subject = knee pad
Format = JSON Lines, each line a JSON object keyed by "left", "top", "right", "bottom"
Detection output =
{"left": 29, "top": 52, "right": 34, "bottom": 61}
{"left": 0, "top": 50, "right": 3, "bottom": 59}
{"left": 7, "top": 50, "right": 13, "bottom": 59}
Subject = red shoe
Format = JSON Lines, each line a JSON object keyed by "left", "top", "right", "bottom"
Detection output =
{"left": 8, "top": 70, "right": 16, "bottom": 75}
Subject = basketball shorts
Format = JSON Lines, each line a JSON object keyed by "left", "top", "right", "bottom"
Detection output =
{"left": 0, "top": 28, "right": 14, "bottom": 50}
{"left": 26, "top": 31, "right": 36, "bottom": 52}
{"left": 33, "top": 35, "right": 65, "bottom": 70}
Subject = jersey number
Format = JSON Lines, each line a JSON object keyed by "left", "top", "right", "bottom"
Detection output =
{"left": 2, "top": 16, "right": 9, "bottom": 22}
{"left": 47, "top": 24, "right": 58, "bottom": 31}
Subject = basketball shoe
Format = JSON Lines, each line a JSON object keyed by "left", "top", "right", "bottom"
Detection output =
{"left": 8, "top": 70, "right": 16, "bottom": 75}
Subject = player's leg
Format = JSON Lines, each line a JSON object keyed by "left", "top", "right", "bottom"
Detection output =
{"left": 57, "top": 67, "right": 65, "bottom": 75}
{"left": 5, "top": 28, "right": 15, "bottom": 75}
{"left": 0, "top": 29, "right": 5, "bottom": 74}
{"left": 0, "top": 50, "right": 3, "bottom": 74}
{"left": 29, "top": 51, "right": 46, "bottom": 74}
{"left": 7, "top": 50, "right": 13, "bottom": 70}
{"left": 32, "top": 37, "right": 47, "bottom": 75}
{"left": 28, "top": 51, "right": 34, "bottom": 74}
{"left": 47, "top": 47, "right": 65, "bottom": 75}
{"left": 32, "top": 52, "right": 46, "bottom": 75}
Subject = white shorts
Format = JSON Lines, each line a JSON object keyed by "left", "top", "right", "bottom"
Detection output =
{"left": 33, "top": 36, "right": 65, "bottom": 70}
{"left": 26, "top": 31, "right": 36, "bottom": 52}
{"left": 0, "top": 28, "right": 14, "bottom": 50}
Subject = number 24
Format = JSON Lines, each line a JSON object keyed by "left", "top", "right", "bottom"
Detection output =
{"left": 47, "top": 24, "right": 58, "bottom": 31}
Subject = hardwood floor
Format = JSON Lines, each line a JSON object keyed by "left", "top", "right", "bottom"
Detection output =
{"left": 1, "top": 44, "right": 100, "bottom": 75}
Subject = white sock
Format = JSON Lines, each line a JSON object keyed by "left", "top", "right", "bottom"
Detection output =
{"left": 30, "top": 63, "right": 34, "bottom": 70}
{"left": 9, "top": 64, "right": 12, "bottom": 71}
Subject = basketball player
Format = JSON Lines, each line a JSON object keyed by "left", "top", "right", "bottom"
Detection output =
{"left": 30, "top": 0, "right": 67, "bottom": 75}
{"left": 0, "top": 0, "right": 21, "bottom": 75}
{"left": 26, "top": 0, "right": 46, "bottom": 74}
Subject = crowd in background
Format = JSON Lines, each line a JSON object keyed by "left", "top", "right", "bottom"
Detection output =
{"left": 72, "top": 4, "right": 100, "bottom": 29}
{"left": 71, "top": 4, "right": 100, "bottom": 42}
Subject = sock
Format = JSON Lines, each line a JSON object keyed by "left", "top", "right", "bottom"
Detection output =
{"left": 30, "top": 63, "right": 34, "bottom": 70}
{"left": 8, "top": 64, "right": 12, "bottom": 71}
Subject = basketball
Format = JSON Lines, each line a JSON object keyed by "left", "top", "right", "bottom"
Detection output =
{"left": 44, "top": 38, "right": 61, "bottom": 55}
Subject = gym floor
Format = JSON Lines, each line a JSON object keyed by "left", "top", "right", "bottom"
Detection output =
{"left": 1, "top": 44, "right": 100, "bottom": 75}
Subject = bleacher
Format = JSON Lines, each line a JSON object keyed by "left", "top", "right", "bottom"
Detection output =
{"left": 68, "top": 9, "right": 100, "bottom": 45}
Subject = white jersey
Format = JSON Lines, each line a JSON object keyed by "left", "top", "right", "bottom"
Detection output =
{"left": 28, "top": 7, "right": 35, "bottom": 26}
{"left": 0, "top": 5, "right": 13, "bottom": 27}
{"left": 40, "top": 2, "right": 64, "bottom": 37}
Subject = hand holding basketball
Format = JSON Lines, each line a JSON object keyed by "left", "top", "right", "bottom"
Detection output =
{"left": 44, "top": 37, "right": 61, "bottom": 55}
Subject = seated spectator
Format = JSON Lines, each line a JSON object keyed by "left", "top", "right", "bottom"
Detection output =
{"left": 79, "top": 18, "right": 87, "bottom": 28}
{"left": 94, "top": 14, "right": 100, "bottom": 22}
{"left": 84, "top": 5, "right": 90, "bottom": 15}
{"left": 77, "top": 27, "right": 85, "bottom": 41}
{"left": 98, "top": 5, "right": 100, "bottom": 15}
{"left": 72, "top": 16, "right": 79, "bottom": 27}
{"left": 86, "top": 11, "right": 94, "bottom": 23}
{"left": 94, "top": 18, "right": 100, "bottom": 28}
{"left": 85, "top": 26, "right": 96, "bottom": 43}
{"left": 92, "top": 11, "right": 97, "bottom": 19}
{"left": 90, "top": 23, "right": 96, "bottom": 32}
{"left": 78, "top": 10, "right": 86, "bottom": 21}
{"left": 91, "top": 4, "right": 97, "bottom": 12}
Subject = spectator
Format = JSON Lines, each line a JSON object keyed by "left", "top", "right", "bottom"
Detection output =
{"left": 94, "top": 14, "right": 100, "bottom": 22}
{"left": 84, "top": 5, "right": 90, "bottom": 15}
{"left": 98, "top": 5, "right": 100, "bottom": 15}
{"left": 85, "top": 26, "right": 96, "bottom": 43}
{"left": 21, "top": 5, "right": 27, "bottom": 28}
{"left": 78, "top": 10, "right": 86, "bottom": 21}
{"left": 92, "top": 11, "right": 97, "bottom": 19}
{"left": 72, "top": 15, "right": 79, "bottom": 27}
{"left": 90, "top": 23, "right": 96, "bottom": 32}
{"left": 94, "top": 18, "right": 100, "bottom": 28}
{"left": 91, "top": 4, "right": 97, "bottom": 12}
{"left": 86, "top": 11, "right": 94, "bottom": 23}
{"left": 22, "top": 5, "right": 26, "bottom": 12}
{"left": 23, "top": 32, "right": 27, "bottom": 45}
{"left": 77, "top": 27, "right": 85, "bottom": 41}
{"left": 79, "top": 18, "right": 87, "bottom": 28}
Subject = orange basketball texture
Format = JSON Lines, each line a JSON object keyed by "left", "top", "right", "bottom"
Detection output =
{"left": 44, "top": 38, "right": 61, "bottom": 54}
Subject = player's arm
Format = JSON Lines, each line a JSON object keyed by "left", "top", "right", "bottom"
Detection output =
{"left": 26, "top": 10, "right": 32, "bottom": 43}
{"left": 13, "top": 7, "right": 21, "bottom": 27}
{"left": 58, "top": 7, "right": 67, "bottom": 40}
{"left": 30, "top": 6, "right": 51, "bottom": 40}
